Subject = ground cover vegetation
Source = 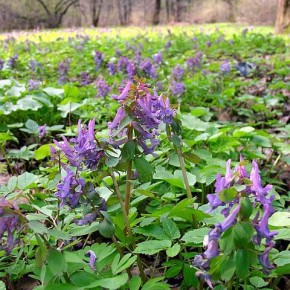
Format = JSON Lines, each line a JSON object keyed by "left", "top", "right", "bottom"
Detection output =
{"left": 0, "top": 25, "right": 289, "bottom": 290}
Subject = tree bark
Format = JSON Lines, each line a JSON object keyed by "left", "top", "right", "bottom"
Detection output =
{"left": 153, "top": 0, "right": 161, "bottom": 25}
{"left": 91, "top": 0, "right": 103, "bottom": 27}
{"left": 275, "top": 0, "right": 290, "bottom": 33}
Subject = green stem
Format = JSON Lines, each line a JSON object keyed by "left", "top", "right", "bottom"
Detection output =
{"left": 166, "top": 126, "right": 192, "bottom": 199}
{"left": 125, "top": 124, "right": 133, "bottom": 215}
{"left": 1, "top": 145, "right": 14, "bottom": 175}
{"left": 175, "top": 145, "right": 192, "bottom": 199}
{"left": 110, "top": 169, "right": 147, "bottom": 283}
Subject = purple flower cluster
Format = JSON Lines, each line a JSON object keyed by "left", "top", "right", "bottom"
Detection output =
{"left": 108, "top": 81, "right": 175, "bottom": 154}
{"left": 171, "top": 80, "right": 185, "bottom": 96}
{"left": 38, "top": 124, "right": 47, "bottom": 138}
{"left": 153, "top": 51, "right": 163, "bottom": 65}
{"left": 94, "top": 51, "right": 103, "bottom": 70}
{"left": 193, "top": 157, "right": 277, "bottom": 288}
{"left": 56, "top": 167, "right": 85, "bottom": 208}
{"left": 58, "top": 59, "right": 70, "bottom": 84}
{"left": 140, "top": 59, "right": 157, "bottom": 79}
{"left": 220, "top": 60, "right": 231, "bottom": 74}
{"left": 0, "top": 59, "right": 4, "bottom": 70}
{"left": 172, "top": 65, "right": 184, "bottom": 80}
{"left": 54, "top": 119, "right": 104, "bottom": 171}
{"left": 28, "top": 79, "right": 41, "bottom": 91}
{"left": 79, "top": 72, "right": 91, "bottom": 86}
{"left": 107, "top": 62, "right": 117, "bottom": 75}
{"left": 7, "top": 54, "right": 18, "bottom": 69}
{"left": 117, "top": 57, "right": 136, "bottom": 79}
{"left": 95, "top": 78, "right": 111, "bottom": 98}
{"left": 187, "top": 51, "right": 202, "bottom": 70}
{"left": 0, "top": 197, "right": 23, "bottom": 254}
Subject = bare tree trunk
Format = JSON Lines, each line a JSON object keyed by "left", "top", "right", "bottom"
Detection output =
{"left": 91, "top": 0, "right": 103, "bottom": 27}
{"left": 275, "top": 0, "right": 290, "bottom": 33}
{"left": 153, "top": 0, "right": 161, "bottom": 24}
{"left": 117, "top": 0, "right": 131, "bottom": 25}
{"left": 165, "top": 0, "right": 170, "bottom": 21}
{"left": 224, "top": 0, "right": 235, "bottom": 22}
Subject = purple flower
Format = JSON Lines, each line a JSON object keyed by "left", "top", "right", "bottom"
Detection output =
{"left": 28, "top": 79, "right": 41, "bottom": 91}
{"left": 86, "top": 250, "right": 96, "bottom": 271}
{"left": 117, "top": 57, "right": 129, "bottom": 72}
{"left": 250, "top": 161, "right": 272, "bottom": 197}
{"left": 0, "top": 197, "right": 23, "bottom": 254}
{"left": 165, "top": 41, "right": 171, "bottom": 49}
{"left": 29, "top": 60, "right": 40, "bottom": 72}
{"left": 107, "top": 62, "right": 117, "bottom": 75}
{"left": 140, "top": 59, "right": 157, "bottom": 79}
{"left": 109, "top": 81, "right": 175, "bottom": 154}
{"left": 94, "top": 51, "right": 103, "bottom": 70}
{"left": 80, "top": 72, "right": 91, "bottom": 86}
{"left": 220, "top": 60, "right": 231, "bottom": 74}
{"left": 219, "top": 204, "right": 241, "bottom": 232}
{"left": 38, "top": 124, "right": 47, "bottom": 138}
{"left": 172, "top": 65, "right": 184, "bottom": 80}
{"left": 58, "top": 59, "right": 70, "bottom": 84}
{"left": 54, "top": 119, "right": 104, "bottom": 170}
{"left": 7, "top": 54, "right": 18, "bottom": 69}
{"left": 153, "top": 51, "right": 163, "bottom": 65}
{"left": 56, "top": 167, "right": 85, "bottom": 207}
{"left": 77, "top": 212, "right": 97, "bottom": 226}
{"left": 258, "top": 241, "right": 275, "bottom": 270}
{"left": 0, "top": 59, "right": 4, "bottom": 70}
{"left": 95, "top": 79, "right": 111, "bottom": 98}
{"left": 171, "top": 81, "right": 185, "bottom": 96}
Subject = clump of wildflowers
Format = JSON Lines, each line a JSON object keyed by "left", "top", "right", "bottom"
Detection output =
{"left": 153, "top": 51, "right": 163, "bottom": 65}
{"left": 172, "top": 65, "right": 184, "bottom": 80}
{"left": 107, "top": 62, "right": 117, "bottom": 75}
{"left": 109, "top": 79, "right": 175, "bottom": 154}
{"left": 140, "top": 59, "right": 157, "bottom": 79}
{"left": 94, "top": 51, "right": 103, "bottom": 70}
{"left": 0, "top": 59, "right": 4, "bottom": 70}
{"left": 171, "top": 80, "right": 185, "bottom": 97}
{"left": 28, "top": 79, "right": 41, "bottom": 91}
{"left": 0, "top": 197, "right": 25, "bottom": 254}
{"left": 7, "top": 54, "right": 18, "bottom": 69}
{"left": 95, "top": 78, "right": 111, "bottom": 98}
{"left": 220, "top": 60, "right": 230, "bottom": 74}
{"left": 53, "top": 119, "right": 105, "bottom": 223}
{"left": 58, "top": 59, "right": 70, "bottom": 84}
{"left": 38, "top": 124, "right": 47, "bottom": 138}
{"left": 54, "top": 119, "right": 104, "bottom": 170}
{"left": 79, "top": 72, "right": 91, "bottom": 86}
{"left": 193, "top": 157, "right": 277, "bottom": 288}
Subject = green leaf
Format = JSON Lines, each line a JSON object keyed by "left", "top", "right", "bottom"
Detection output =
{"left": 28, "top": 221, "right": 47, "bottom": 234}
{"left": 44, "top": 284, "right": 78, "bottom": 290}
{"left": 166, "top": 243, "right": 181, "bottom": 257}
{"left": 129, "top": 276, "right": 141, "bottom": 290}
{"left": 220, "top": 258, "right": 235, "bottom": 282}
{"left": 70, "top": 271, "right": 96, "bottom": 287}
{"left": 7, "top": 176, "right": 17, "bottom": 192}
{"left": 249, "top": 277, "right": 268, "bottom": 288}
{"left": 234, "top": 249, "right": 250, "bottom": 279}
{"left": 269, "top": 212, "right": 290, "bottom": 227}
{"left": 35, "top": 144, "right": 51, "bottom": 160}
{"left": 26, "top": 119, "right": 39, "bottom": 132}
{"left": 111, "top": 253, "right": 136, "bottom": 275}
{"left": 162, "top": 218, "right": 181, "bottom": 240}
{"left": 233, "top": 222, "right": 254, "bottom": 247}
{"left": 181, "top": 227, "right": 210, "bottom": 244}
{"left": 122, "top": 140, "right": 136, "bottom": 161}
{"left": 69, "top": 221, "right": 99, "bottom": 236}
{"left": 99, "top": 212, "right": 115, "bottom": 238}
{"left": 134, "top": 157, "right": 155, "bottom": 183}
{"left": 47, "top": 248, "right": 67, "bottom": 276}
{"left": 142, "top": 277, "right": 170, "bottom": 290}
{"left": 134, "top": 225, "right": 168, "bottom": 240}
{"left": 86, "top": 273, "right": 128, "bottom": 289}
{"left": 43, "top": 87, "right": 64, "bottom": 97}
{"left": 134, "top": 240, "right": 172, "bottom": 255}
{"left": 35, "top": 234, "right": 48, "bottom": 267}
{"left": 0, "top": 281, "right": 6, "bottom": 290}
{"left": 219, "top": 187, "right": 238, "bottom": 202}
{"left": 17, "top": 172, "right": 38, "bottom": 189}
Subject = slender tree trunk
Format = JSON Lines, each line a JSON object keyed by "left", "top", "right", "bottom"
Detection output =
{"left": 275, "top": 0, "right": 290, "bottom": 33}
{"left": 91, "top": 0, "right": 103, "bottom": 27}
{"left": 153, "top": 0, "right": 161, "bottom": 25}
{"left": 165, "top": 0, "right": 170, "bottom": 21}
